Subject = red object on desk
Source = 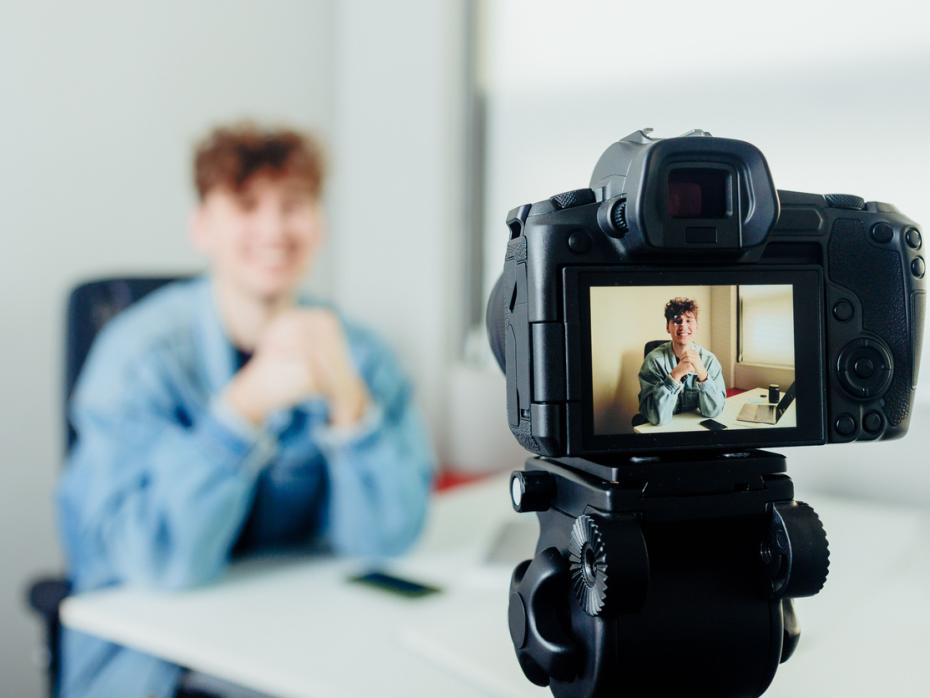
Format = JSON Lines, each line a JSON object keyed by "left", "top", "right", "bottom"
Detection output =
{"left": 434, "top": 470, "right": 490, "bottom": 492}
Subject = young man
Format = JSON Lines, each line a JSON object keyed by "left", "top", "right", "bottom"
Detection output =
{"left": 56, "top": 124, "right": 435, "bottom": 697}
{"left": 637, "top": 297, "right": 726, "bottom": 426}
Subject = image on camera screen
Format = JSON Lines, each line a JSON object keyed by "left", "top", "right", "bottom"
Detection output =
{"left": 590, "top": 284, "right": 796, "bottom": 435}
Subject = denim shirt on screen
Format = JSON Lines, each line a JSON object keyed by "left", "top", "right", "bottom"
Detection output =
{"left": 637, "top": 341, "right": 727, "bottom": 425}
{"left": 55, "top": 277, "right": 435, "bottom": 698}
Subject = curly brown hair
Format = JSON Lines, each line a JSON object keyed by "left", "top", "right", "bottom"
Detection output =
{"left": 193, "top": 123, "right": 325, "bottom": 200}
{"left": 664, "top": 297, "right": 699, "bottom": 322}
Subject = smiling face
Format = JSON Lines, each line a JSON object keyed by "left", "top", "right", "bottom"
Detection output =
{"left": 666, "top": 310, "right": 698, "bottom": 349}
{"left": 191, "top": 172, "right": 323, "bottom": 302}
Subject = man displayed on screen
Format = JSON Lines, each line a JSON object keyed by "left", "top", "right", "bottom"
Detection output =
{"left": 55, "top": 123, "right": 435, "bottom": 698}
{"left": 637, "top": 297, "right": 726, "bottom": 426}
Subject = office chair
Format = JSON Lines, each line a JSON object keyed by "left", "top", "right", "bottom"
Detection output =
{"left": 631, "top": 339, "right": 667, "bottom": 428}
{"left": 25, "top": 276, "right": 181, "bottom": 698}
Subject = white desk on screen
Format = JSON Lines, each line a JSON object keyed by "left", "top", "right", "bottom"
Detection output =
{"left": 61, "top": 473, "right": 930, "bottom": 697}
{"left": 633, "top": 385, "right": 796, "bottom": 433}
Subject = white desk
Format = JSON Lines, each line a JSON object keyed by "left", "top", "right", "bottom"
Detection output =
{"left": 634, "top": 385, "right": 797, "bottom": 433}
{"left": 61, "top": 475, "right": 533, "bottom": 698}
{"left": 62, "top": 473, "right": 930, "bottom": 697}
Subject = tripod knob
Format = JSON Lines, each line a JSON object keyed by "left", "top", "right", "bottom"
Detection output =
{"left": 510, "top": 470, "right": 554, "bottom": 513}
{"left": 762, "top": 501, "right": 830, "bottom": 598}
{"left": 509, "top": 547, "right": 577, "bottom": 686}
{"left": 567, "top": 514, "right": 650, "bottom": 616}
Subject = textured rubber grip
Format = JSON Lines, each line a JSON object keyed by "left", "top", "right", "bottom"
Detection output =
{"left": 828, "top": 218, "right": 910, "bottom": 424}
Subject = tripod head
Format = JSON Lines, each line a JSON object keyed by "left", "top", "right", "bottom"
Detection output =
{"left": 506, "top": 451, "right": 829, "bottom": 697}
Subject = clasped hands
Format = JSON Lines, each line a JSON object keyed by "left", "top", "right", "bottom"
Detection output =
{"left": 670, "top": 348, "right": 709, "bottom": 384}
{"left": 222, "top": 309, "right": 370, "bottom": 428}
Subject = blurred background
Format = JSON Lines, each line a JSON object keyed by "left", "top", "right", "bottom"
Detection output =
{"left": 1, "top": 0, "right": 928, "bottom": 695}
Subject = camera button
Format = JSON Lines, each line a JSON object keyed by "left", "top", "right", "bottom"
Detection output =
{"left": 870, "top": 222, "right": 894, "bottom": 244}
{"left": 834, "top": 414, "right": 857, "bottom": 436}
{"left": 567, "top": 230, "right": 592, "bottom": 254}
{"left": 863, "top": 411, "right": 884, "bottom": 434}
{"left": 905, "top": 227, "right": 922, "bottom": 250}
{"left": 912, "top": 256, "right": 926, "bottom": 279}
{"left": 853, "top": 358, "right": 875, "bottom": 379}
{"left": 832, "top": 299, "right": 854, "bottom": 322}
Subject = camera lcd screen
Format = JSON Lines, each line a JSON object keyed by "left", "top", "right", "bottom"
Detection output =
{"left": 589, "top": 284, "right": 796, "bottom": 436}
{"left": 667, "top": 168, "right": 729, "bottom": 218}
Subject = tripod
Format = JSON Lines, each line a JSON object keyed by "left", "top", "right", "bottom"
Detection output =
{"left": 507, "top": 450, "right": 829, "bottom": 697}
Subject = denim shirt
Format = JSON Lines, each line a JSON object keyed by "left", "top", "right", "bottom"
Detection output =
{"left": 55, "top": 277, "right": 435, "bottom": 698}
{"left": 637, "top": 342, "right": 726, "bottom": 426}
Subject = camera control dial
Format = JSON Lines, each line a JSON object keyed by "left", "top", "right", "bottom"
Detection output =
{"left": 597, "top": 195, "right": 628, "bottom": 238}
{"left": 825, "top": 193, "right": 866, "bottom": 211}
{"left": 835, "top": 337, "right": 894, "bottom": 399}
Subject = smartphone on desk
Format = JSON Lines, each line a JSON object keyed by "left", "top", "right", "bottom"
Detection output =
{"left": 349, "top": 570, "right": 441, "bottom": 599}
{"left": 699, "top": 418, "right": 728, "bottom": 431}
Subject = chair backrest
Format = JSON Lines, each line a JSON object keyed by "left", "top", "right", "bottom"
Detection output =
{"left": 643, "top": 339, "right": 667, "bottom": 358}
{"left": 65, "top": 276, "right": 181, "bottom": 452}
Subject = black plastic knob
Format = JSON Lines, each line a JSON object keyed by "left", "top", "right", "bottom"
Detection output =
{"left": 567, "top": 514, "right": 649, "bottom": 616}
{"left": 610, "top": 198, "right": 628, "bottom": 234}
{"left": 510, "top": 470, "right": 555, "bottom": 513}
{"left": 509, "top": 547, "right": 577, "bottom": 686}
{"left": 762, "top": 501, "right": 830, "bottom": 599}
{"left": 598, "top": 195, "right": 629, "bottom": 238}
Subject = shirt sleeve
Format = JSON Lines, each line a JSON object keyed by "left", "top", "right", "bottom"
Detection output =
{"left": 313, "top": 330, "right": 436, "bottom": 558}
{"left": 638, "top": 355, "right": 682, "bottom": 426}
{"left": 56, "top": 346, "right": 274, "bottom": 591}
{"left": 696, "top": 351, "right": 727, "bottom": 418}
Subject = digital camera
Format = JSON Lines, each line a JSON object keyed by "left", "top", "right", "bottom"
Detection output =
{"left": 487, "top": 128, "right": 925, "bottom": 457}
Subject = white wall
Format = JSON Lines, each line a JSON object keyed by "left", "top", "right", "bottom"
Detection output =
{"left": 328, "top": 0, "right": 469, "bottom": 457}
{"left": 0, "top": 2, "right": 335, "bottom": 695}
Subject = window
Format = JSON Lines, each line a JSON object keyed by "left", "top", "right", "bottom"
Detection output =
{"left": 737, "top": 285, "right": 794, "bottom": 367}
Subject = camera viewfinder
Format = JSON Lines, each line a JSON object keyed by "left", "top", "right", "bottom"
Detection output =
{"left": 667, "top": 168, "right": 729, "bottom": 219}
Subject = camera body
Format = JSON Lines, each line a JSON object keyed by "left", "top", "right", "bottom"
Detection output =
{"left": 487, "top": 128, "right": 925, "bottom": 457}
